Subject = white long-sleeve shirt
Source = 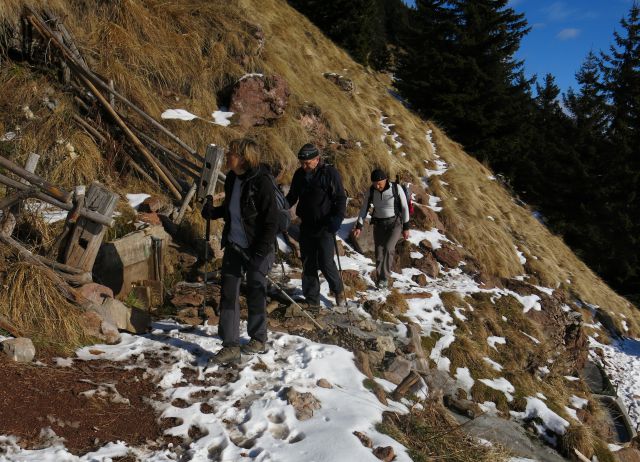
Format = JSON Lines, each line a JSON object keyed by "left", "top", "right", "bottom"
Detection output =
{"left": 356, "top": 181, "right": 410, "bottom": 228}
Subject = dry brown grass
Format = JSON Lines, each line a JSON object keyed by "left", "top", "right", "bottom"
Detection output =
{"left": 378, "top": 405, "right": 509, "bottom": 462}
{"left": 0, "top": 261, "right": 93, "bottom": 353}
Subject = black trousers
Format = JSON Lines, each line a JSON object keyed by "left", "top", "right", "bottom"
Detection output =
{"left": 218, "top": 245, "right": 274, "bottom": 347}
{"left": 299, "top": 226, "right": 344, "bottom": 305}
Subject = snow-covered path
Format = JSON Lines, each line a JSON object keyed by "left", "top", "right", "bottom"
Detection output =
{"left": 0, "top": 324, "right": 410, "bottom": 461}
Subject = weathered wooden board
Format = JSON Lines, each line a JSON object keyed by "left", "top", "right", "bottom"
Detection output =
{"left": 196, "top": 144, "right": 224, "bottom": 202}
{"left": 62, "top": 182, "right": 117, "bottom": 271}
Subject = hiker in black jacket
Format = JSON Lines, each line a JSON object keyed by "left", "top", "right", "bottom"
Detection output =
{"left": 286, "top": 143, "right": 347, "bottom": 309}
{"left": 201, "top": 137, "right": 278, "bottom": 365}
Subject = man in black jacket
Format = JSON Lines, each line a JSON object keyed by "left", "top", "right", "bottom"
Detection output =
{"left": 202, "top": 137, "right": 278, "bottom": 365}
{"left": 286, "top": 143, "right": 347, "bottom": 309}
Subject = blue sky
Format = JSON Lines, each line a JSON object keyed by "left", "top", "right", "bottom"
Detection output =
{"left": 404, "top": 0, "right": 634, "bottom": 94}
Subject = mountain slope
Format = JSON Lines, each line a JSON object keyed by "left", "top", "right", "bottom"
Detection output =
{"left": 1, "top": 0, "right": 639, "bottom": 460}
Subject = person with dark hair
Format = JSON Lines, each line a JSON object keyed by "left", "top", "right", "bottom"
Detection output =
{"left": 353, "top": 168, "right": 410, "bottom": 288}
{"left": 201, "top": 137, "right": 278, "bottom": 365}
{"left": 286, "top": 143, "right": 347, "bottom": 309}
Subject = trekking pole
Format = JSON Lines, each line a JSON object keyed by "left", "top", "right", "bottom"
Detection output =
{"left": 200, "top": 195, "right": 213, "bottom": 323}
{"left": 230, "top": 243, "right": 326, "bottom": 332}
{"left": 333, "top": 234, "right": 346, "bottom": 297}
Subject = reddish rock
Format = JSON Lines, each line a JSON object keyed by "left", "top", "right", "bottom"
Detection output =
{"left": 284, "top": 387, "right": 321, "bottom": 421}
{"left": 412, "top": 205, "right": 445, "bottom": 231}
{"left": 230, "top": 74, "right": 290, "bottom": 128}
{"left": 414, "top": 252, "right": 439, "bottom": 278}
{"left": 79, "top": 311, "right": 121, "bottom": 344}
{"left": 615, "top": 448, "right": 640, "bottom": 462}
{"left": 78, "top": 283, "right": 114, "bottom": 306}
{"left": 434, "top": 244, "right": 463, "bottom": 268}
{"left": 373, "top": 446, "right": 395, "bottom": 461}
{"left": 323, "top": 72, "right": 354, "bottom": 92}
{"left": 138, "top": 196, "right": 165, "bottom": 213}
{"left": 353, "top": 431, "right": 373, "bottom": 448}
{"left": 298, "top": 103, "right": 331, "bottom": 150}
{"left": 171, "top": 293, "right": 204, "bottom": 308}
{"left": 137, "top": 212, "right": 161, "bottom": 226}
{"left": 412, "top": 273, "right": 428, "bottom": 286}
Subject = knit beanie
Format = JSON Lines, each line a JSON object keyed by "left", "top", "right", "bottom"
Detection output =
{"left": 298, "top": 143, "right": 319, "bottom": 160}
{"left": 370, "top": 168, "right": 387, "bottom": 182}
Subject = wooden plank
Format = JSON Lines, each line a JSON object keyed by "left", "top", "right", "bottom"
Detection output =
{"left": 0, "top": 155, "right": 71, "bottom": 203}
{"left": 0, "top": 173, "right": 114, "bottom": 227}
{"left": 62, "top": 182, "right": 118, "bottom": 271}
{"left": 197, "top": 145, "right": 224, "bottom": 202}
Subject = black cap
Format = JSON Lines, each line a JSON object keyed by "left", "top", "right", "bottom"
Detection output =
{"left": 298, "top": 143, "right": 319, "bottom": 160}
{"left": 371, "top": 168, "right": 387, "bottom": 182}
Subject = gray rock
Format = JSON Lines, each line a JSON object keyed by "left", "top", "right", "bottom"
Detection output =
{"left": 384, "top": 356, "right": 412, "bottom": 385}
{"left": 375, "top": 336, "right": 396, "bottom": 354}
{"left": 2, "top": 337, "right": 36, "bottom": 362}
{"left": 87, "top": 298, "right": 150, "bottom": 334}
{"left": 452, "top": 413, "right": 566, "bottom": 462}
{"left": 284, "top": 387, "right": 321, "bottom": 420}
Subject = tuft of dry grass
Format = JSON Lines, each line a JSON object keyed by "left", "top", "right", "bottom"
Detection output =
{"left": 0, "top": 261, "right": 93, "bottom": 353}
{"left": 377, "top": 405, "right": 509, "bottom": 462}
{"left": 383, "top": 288, "right": 409, "bottom": 314}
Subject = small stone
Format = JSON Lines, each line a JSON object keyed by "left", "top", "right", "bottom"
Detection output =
{"left": 373, "top": 446, "right": 395, "bottom": 461}
{"left": 171, "top": 293, "right": 204, "bottom": 308}
{"left": 316, "top": 378, "right": 333, "bottom": 389}
{"left": 383, "top": 356, "right": 412, "bottom": 385}
{"left": 412, "top": 274, "right": 428, "bottom": 287}
{"left": 139, "top": 196, "right": 165, "bottom": 213}
{"left": 375, "top": 336, "right": 396, "bottom": 354}
{"left": 137, "top": 212, "right": 161, "bottom": 226}
{"left": 353, "top": 431, "right": 373, "bottom": 448}
{"left": 284, "top": 387, "right": 321, "bottom": 421}
{"left": 1, "top": 337, "right": 36, "bottom": 362}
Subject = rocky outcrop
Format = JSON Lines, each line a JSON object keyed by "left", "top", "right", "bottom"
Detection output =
{"left": 323, "top": 72, "right": 354, "bottom": 92}
{"left": 230, "top": 74, "right": 290, "bottom": 128}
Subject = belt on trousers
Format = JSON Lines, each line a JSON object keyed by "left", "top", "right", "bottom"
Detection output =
{"left": 371, "top": 216, "right": 398, "bottom": 224}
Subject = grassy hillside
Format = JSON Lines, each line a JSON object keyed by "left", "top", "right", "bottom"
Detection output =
{"left": 1, "top": 0, "right": 639, "bottom": 459}
{"left": 1, "top": 0, "right": 635, "bottom": 322}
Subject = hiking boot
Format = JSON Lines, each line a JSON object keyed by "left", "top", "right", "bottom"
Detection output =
{"left": 209, "top": 346, "right": 241, "bottom": 366}
{"left": 241, "top": 338, "right": 268, "bottom": 355}
{"left": 303, "top": 302, "right": 323, "bottom": 316}
{"left": 334, "top": 292, "right": 346, "bottom": 307}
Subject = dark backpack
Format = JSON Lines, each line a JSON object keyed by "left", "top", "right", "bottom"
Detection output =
{"left": 267, "top": 174, "right": 291, "bottom": 234}
{"left": 367, "top": 178, "right": 413, "bottom": 218}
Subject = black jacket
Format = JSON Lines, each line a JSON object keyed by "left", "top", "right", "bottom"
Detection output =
{"left": 286, "top": 162, "right": 346, "bottom": 230}
{"left": 202, "top": 165, "right": 278, "bottom": 257}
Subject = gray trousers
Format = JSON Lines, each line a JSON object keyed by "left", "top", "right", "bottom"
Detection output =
{"left": 373, "top": 217, "right": 402, "bottom": 281}
{"left": 218, "top": 246, "right": 274, "bottom": 347}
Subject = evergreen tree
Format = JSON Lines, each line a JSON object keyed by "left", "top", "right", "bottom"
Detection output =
{"left": 287, "top": 0, "right": 390, "bottom": 69}
{"left": 598, "top": 3, "right": 640, "bottom": 294}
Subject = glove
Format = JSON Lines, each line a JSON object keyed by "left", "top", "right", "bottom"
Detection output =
{"left": 201, "top": 196, "right": 215, "bottom": 219}
{"left": 326, "top": 215, "right": 343, "bottom": 234}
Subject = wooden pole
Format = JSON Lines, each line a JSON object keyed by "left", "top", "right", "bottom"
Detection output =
{"left": 26, "top": 12, "right": 183, "bottom": 201}
{"left": 0, "top": 155, "right": 71, "bottom": 203}
{"left": 131, "top": 126, "right": 201, "bottom": 177}
{"left": 26, "top": 8, "right": 204, "bottom": 164}
{"left": 0, "top": 232, "right": 91, "bottom": 286}
{"left": 175, "top": 182, "right": 197, "bottom": 225}
{"left": 0, "top": 173, "right": 114, "bottom": 227}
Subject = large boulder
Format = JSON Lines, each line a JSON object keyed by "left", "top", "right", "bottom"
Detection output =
{"left": 230, "top": 74, "right": 290, "bottom": 128}
{"left": 1, "top": 337, "right": 35, "bottom": 362}
{"left": 79, "top": 311, "right": 121, "bottom": 344}
{"left": 87, "top": 298, "right": 150, "bottom": 334}
{"left": 77, "top": 283, "right": 114, "bottom": 306}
